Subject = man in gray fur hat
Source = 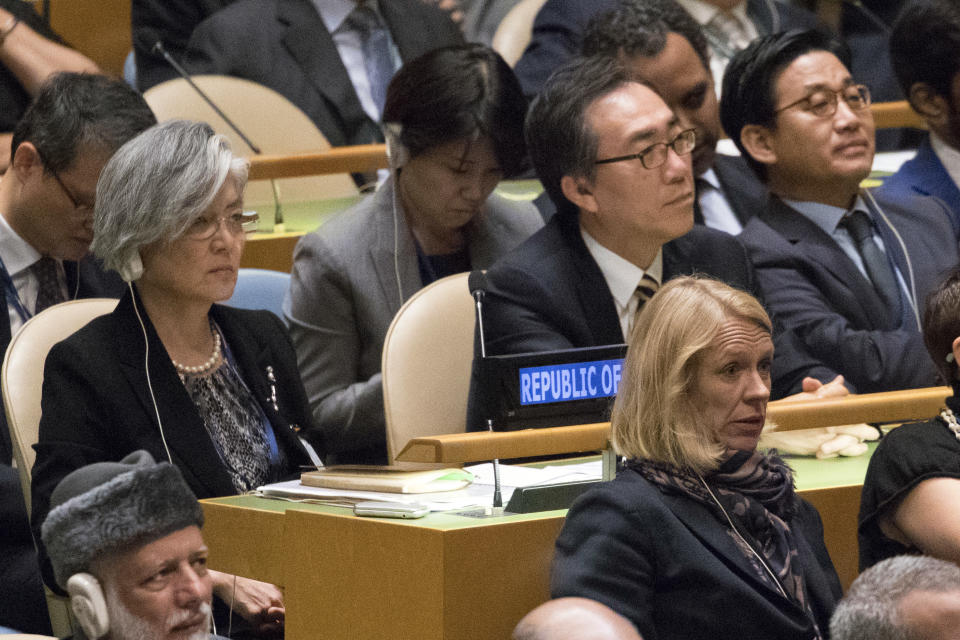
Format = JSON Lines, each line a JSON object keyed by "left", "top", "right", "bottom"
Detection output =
{"left": 41, "top": 450, "right": 215, "bottom": 640}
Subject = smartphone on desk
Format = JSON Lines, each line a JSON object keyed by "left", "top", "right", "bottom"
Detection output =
{"left": 353, "top": 501, "right": 430, "bottom": 519}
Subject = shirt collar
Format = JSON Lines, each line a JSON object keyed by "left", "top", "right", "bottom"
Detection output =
{"left": 930, "top": 131, "right": 960, "bottom": 190}
{"left": 781, "top": 193, "right": 868, "bottom": 235}
{"left": 699, "top": 167, "right": 721, "bottom": 191}
{"left": 580, "top": 226, "right": 663, "bottom": 310}
{"left": 0, "top": 211, "right": 41, "bottom": 277}
{"left": 317, "top": 0, "right": 381, "bottom": 33}
{"left": 675, "top": 0, "right": 749, "bottom": 25}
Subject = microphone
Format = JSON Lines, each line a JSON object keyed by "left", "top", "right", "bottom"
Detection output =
{"left": 137, "top": 29, "right": 285, "bottom": 228}
{"left": 468, "top": 270, "right": 502, "bottom": 510}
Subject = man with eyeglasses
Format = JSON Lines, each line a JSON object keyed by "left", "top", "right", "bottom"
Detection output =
{"left": 721, "top": 29, "right": 959, "bottom": 393}
{"left": 0, "top": 71, "right": 155, "bottom": 635}
{"left": 467, "top": 54, "right": 841, "bottom": 429}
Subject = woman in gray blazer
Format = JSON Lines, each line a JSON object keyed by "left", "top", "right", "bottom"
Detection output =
{"left": 285, "top": 44, "right": 543, "bottom": 465}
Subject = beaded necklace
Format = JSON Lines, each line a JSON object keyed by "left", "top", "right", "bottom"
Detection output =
{"left": 938, "top": 407, "right": 960, "bottom": 444}
{"left": 172, "top": 325, "right": 222, "bottom": 377}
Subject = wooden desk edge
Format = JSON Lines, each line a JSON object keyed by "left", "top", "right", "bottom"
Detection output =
{"left": 397, "top": 387, "right": 951, "bottom": 463}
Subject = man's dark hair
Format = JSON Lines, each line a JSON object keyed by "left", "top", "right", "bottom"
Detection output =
{"left": 719, "top": 29, "right": 850, "bottom": 180}
{"left": 890, "top": 0, "right": 960, "bottom": 106}
{"left": 526, "top": 55, "right": 631, "bottom": 217}
{"left": 582, "top": 0, "right": 710, "bottom": 73}
{"left": 11, "top": 72, "right": 156, "bottom": 172}
{"left": 383, "top": 43, "right": 529, "bottom": 178}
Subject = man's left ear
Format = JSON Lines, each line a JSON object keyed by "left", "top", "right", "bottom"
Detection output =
{"left": 740, "top": 124, "right": 778, "bottom": 166}
{"left": 908, "top": 83, "right": 949, "bottom": 129}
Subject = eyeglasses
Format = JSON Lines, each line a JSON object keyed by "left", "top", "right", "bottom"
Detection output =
{"left": 594, "top": 129, "right": 697, "bottom": 170}
{"left": 184, "top": 211, "right": 260, "bottom": 240}
{"left": 774, "top": 84, "right": 872, "bottom": 119}
{"left": 36, "top": 150, "right": 94, "bottom": 211}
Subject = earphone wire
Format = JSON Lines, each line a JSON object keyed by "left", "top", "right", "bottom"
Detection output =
{"left": 695, "top": 471, "right": 789, "bottom": 600}
{"left": 390, "top": 147, "right": 404, "bottom": 305}
{"left": 864, "top": 189, "right": 920, "bottom": 328}
{"left": 128, "top": 281, "right": 172, "bottom": 464}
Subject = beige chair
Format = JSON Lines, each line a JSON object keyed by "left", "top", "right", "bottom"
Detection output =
{"left": 381, "top": 273, "right": 474, "bottom": 466}
{"left": 491, "top": 0, "right": 549, "bottom": 67}
{"left": 2, "top": 299, "right": 118, "bottom": 639}
{"left": 143, "top": 75, "right": 358, "bottom": 209}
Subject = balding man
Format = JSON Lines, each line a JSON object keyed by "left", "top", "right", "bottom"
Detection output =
{"left": 513, "top": 598, "right": 643, "bottom": 640}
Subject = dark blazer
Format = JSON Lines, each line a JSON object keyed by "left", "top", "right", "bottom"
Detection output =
{"left": 30, "top": 290, "right": 314, "bottom": 589}
{"left": 705, "top": 153, "right": 767, "bottom": 228}
{"left": 739, "top": 190, "right": 959, "bottom": 393}
{"left": 132, "top": 0, "right": 236, "bottom": 91}
{"left": 878, "top": 135, "right": 960, "bottom": 238}
{"left": 513, "top": 0, "right": 820, "bottom": 99}
{"left": 466, "top": 213, "right": 832, "bottom": 429}
{"left": 551, "top": 467, "right": 842, "bottom": 640}
{"left": 184, "top": 0, "right": 463, "bottom": 147}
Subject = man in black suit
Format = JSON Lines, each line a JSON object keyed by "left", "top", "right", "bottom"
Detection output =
{"left": 582, "top": 0, "right": 764, "bottom": 234}
{"left": 183, "top": 0, "right": 463, "bottom": 148}
{"left": 0, "top": 72, "right": 155, "bottom": 634}
{"left": 468, "top": 55, "right": 841, "bottom": 431}
{"left": 723, "top": 30, "right": 960, "bottom": 393}
{"left": 513, "top": 0, "right": 819, "bottom": 100}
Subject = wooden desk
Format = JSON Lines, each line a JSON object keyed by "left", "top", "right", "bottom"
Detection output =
{"left": 201, "top": 449, "right": 872, "bottom": 639}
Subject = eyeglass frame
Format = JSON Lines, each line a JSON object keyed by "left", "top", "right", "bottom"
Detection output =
{"left": 594, "top": 128, "right": 697, "bottom": 170}
{"left": 184, "top": 211, "right": 260, "bottom": 241}
{"left": 773, "top": 84, "right": 872, "bottom": 119}
{"left": 34, "top": 148, "right": 94, "bottom": 211}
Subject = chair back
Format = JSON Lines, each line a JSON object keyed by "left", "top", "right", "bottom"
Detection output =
{"left": 143, "top": 75, "right": 358, "bottom": 208}
{"left": 224, "top": 268, "right": 291, "bottom": 318}
{"left": 491, "top": 0, "right": 549, "bottom": 67}
{"left": 2, "top": 299, "right": 118, "bottom": 511}
{"left": 381, "top": 273, "right": 474, "bottom": 466}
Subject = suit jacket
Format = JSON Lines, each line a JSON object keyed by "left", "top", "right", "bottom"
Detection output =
{"left": 31, "top": 290, "right": 313, "bottom": 589}
{"left": 184, "top": 0, "right": 464, "bottom": 147}
{"left": 551, "top": 467, "right": 842, "bottom": 640}
{"left": 284, "top": 177, "right": 543, "bottom": 465}
{"left": 513, "top": 0, "right": 820, "bottom": 99}
{"left": 878, "top": 135, "right": 960, "bottom": 238}
{"left": 466, "top": 213, "right": 830, "bottom": 430}
{"left": 740, "top": 190, "right": 959, "bottom": 393}
{"left": 132, "top": 0, "right": 236, "bottom": 91}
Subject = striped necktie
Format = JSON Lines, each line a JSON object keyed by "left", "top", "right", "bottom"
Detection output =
{"left": 633, "top": 273, "right": 660, "bottom": 325}
{"left": 33, "top": 256, "right": 65, "bottom": 314}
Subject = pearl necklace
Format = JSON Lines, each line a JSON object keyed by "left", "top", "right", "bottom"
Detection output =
{"left": 172, "top": 329, "right": 222, "bottom": 376}
{"left": 938, "top": 407, "right": 960, "bottom": 444}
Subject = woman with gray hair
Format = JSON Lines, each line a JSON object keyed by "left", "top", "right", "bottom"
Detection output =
{"left": 551, "top": 276, "right": 842, "bottom": 640}
{"left": 31, "top": 119, "right": 316, "bottom": 637}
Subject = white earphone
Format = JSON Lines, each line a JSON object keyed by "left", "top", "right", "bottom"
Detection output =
{"left": 118, "top": 252, "right": 143, "bottom": 283}
{"left": 67, "top": 573, "right": 109, "bottom": 639}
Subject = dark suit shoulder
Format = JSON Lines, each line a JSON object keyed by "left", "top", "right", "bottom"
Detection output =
{"left": 487, "top": 214, "right": 570, "bottom": 278}
{"left": 664, "top": 225, "right": 754, "bottom": 291}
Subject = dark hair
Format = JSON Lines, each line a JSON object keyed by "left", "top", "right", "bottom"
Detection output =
{"left": 719, "top": 29, "right": 850, "bottom": 180}
{"left": 890, "top": 0, "right": 960, "bottom": 105}
{"left": 922, "top": 269, "right": 960, "bottom": 382}
{"left": 11, "top": 72, "right": 156, "bottom": 172}
{"left": 582, "top": 0, "right": 709, "bottom": 73}
{"left": 382, "top": 44, "right": 528, "bottom": 178}
{"left": 526, "top": 55, "right": 632, "bottom": 217}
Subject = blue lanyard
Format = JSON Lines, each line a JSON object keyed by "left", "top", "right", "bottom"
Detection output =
{"left": 0, "top": 252, "right": 31, "bottom": 325}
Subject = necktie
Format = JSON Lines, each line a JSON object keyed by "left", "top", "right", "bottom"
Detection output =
{"left": 33, "top": 256, "right": 65, "bottom": 314}
{"left": 345, "top": 5, "right": 394, "bottom": 115}
{"left": 634, "top": 274, "right": 660, "bottom": 326}
{"left": 708, "top": 10, "right": 751, "bottom": 51}
{"left": 840, "top": 210, "right": 901, "bottom": 315}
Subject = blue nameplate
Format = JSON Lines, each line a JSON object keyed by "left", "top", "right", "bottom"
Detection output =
{"left": 519, "top": 358, "right": 625, "bottom": 405}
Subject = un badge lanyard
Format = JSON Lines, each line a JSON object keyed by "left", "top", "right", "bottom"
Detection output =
{"left": 0, "top": 252, "right": 32, "bottom": 325}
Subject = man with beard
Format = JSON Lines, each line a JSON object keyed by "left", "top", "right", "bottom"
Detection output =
{"left": 41, "top": 450, "right": 222, "bottom": 640}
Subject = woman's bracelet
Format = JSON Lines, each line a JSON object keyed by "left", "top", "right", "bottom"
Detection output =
{"left": 0, "top": 15, "right": 21, "bottom": 47}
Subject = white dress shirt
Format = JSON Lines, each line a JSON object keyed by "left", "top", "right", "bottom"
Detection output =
{"left": 581, "top": 227, "right": 663, "bottom": 340}
{"left": 315, "top": 0, "right": 402, "bottom": 124}
{"left": 0, "top": 212, "right": 57, "bottom": 335}
{"left": 698, "top": 168, "right": 744, "bottom": 235}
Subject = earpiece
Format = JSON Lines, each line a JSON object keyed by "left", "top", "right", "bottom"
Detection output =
{"left": 67, "top": 573, "right": 109, "bottom": 639}
{"left": 383, "top": 122, "right": 409, "bottom": 169}
{"left": 119, "top": 252, "right": 143, "bottom": 283}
